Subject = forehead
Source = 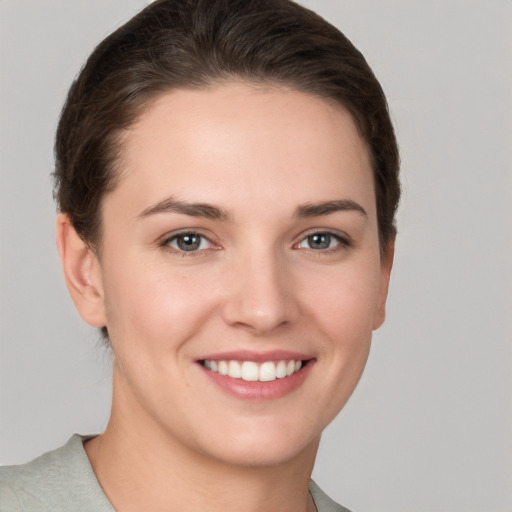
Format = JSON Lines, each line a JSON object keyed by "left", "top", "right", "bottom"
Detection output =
{"left": 110, "top": 83, "right": 375, "bottom": 217}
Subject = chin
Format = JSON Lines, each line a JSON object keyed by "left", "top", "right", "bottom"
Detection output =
{"left": 193, "top": 420, "right": 321, "bottom": 468}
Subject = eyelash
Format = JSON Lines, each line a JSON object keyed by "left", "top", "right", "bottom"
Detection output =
{"left": 294, "top": 231, "right": 351, "bottom": 253}
{"left": 161, "top": 231, "right": 217, "bottom": 256}
{"left": 160, "top": 230, "right": 351, "bottom": 256}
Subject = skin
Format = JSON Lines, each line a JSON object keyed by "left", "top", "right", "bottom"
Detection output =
{"left": 57, "top": 83, "right": 394, "bottom": 512}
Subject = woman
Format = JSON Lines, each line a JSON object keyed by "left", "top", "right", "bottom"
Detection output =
{"left": 0, "top": 0, "right": 399, "bottom": 511}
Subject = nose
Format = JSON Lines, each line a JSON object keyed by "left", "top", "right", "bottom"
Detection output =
{"left": 221, "top": 250, "right": 300, "bottom": 335}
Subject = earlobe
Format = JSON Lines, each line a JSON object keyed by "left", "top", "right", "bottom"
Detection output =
{"left": 56, "top": 213, "right": 107, "bottom": 328}
{"left": 372, "top": 239, "right": 395, "bottom": 330}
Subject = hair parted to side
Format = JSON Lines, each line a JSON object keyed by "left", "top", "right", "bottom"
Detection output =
{"left": 54, "top": 0, "right": 400, "bottom": 253}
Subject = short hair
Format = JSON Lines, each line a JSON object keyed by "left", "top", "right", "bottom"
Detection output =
{"left": 54, "top": 0, "right": 400, "bottom": 251}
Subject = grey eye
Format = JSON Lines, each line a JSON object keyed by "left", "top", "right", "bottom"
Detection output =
{"left": 307, "top": 233, "right": 333, "bottom": 250}
{"left": 168, "top": 233, "right": 210, "bottom": 252}
{"left": 297, "top": 232, "right": 344, "bottom": 250}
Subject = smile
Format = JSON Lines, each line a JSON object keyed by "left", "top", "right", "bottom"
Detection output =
{"left": 197, "top": 351, "right": 315, "bottom": 400}
{"left": 201, "top": 359, "right": 303, "bottom": 382}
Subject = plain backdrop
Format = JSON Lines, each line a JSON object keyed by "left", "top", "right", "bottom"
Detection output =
{"left": 1, "top": 1, "right": 511, "bottom": 511}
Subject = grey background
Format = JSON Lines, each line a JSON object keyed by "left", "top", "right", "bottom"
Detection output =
{"left": 1, "top": 1, "right": 511, "bottom": 511}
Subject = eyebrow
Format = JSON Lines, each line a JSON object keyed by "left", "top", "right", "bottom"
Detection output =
{"left": 138, "top": 197, "right": 230, "bottom": 221}
{"left": 295, "top": 199, "right": 367, "bottom": 218}
{"left": 138, "top": 197, "right": 366, "bottom": 221}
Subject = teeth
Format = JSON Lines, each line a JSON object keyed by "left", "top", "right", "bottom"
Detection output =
{"left": 241, "top": 361, "right": 259, "bottom": 381}
{"left": 228, "top": 360, "right": 242, "bottom": 378}
{"left": 276, "top": 360, "right": 287, "bottom": 378}
{"left": 259, "top": 361, "right": 277, "bottom": 382}
{"left": 203, "top": 359, "right": 304, "bottom": 381}
{"left": 218, "top": 360, "right": 228, "bottom": 375}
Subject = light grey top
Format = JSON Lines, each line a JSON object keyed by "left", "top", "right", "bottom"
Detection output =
{"left": 0, "top": 435, "right": 352, "bottom": 511}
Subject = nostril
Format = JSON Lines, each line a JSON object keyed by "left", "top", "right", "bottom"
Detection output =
{"left": 220, "top": 265, "right": 300, "bottom": 333}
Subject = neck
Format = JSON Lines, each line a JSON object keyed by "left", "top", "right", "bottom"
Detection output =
{"left": 85, "top": 372, "right": 320, "bottom": 512}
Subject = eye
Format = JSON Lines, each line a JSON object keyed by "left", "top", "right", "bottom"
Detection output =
{"left": 165, "top": 232, "right": 213, "bottom": 252}
{"left": 296, "top": 232, "right": 348, "bottom": 251}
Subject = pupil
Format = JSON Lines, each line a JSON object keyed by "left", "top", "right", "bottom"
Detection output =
{"left": 309, "top": 233, "right": 330, "bottom": 249}
{"left": 178, "top": 234, "right": 200, "bottom": 251}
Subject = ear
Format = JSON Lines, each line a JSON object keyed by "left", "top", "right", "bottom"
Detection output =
{"left": 372, "top": 239, "right": 395, "bottom": 330}
{"left": 56, "top": 213, "right": 107, "bottom": 328}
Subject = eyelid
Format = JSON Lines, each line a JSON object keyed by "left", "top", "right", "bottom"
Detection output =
{"left": 157, "top": 228, "right": 352, "bottom": 254}
{"left": 293, "top": 229, "right": 352, "bottom": 250}
{"left": 159, "top": 229, "right": 221, "bottom": 253}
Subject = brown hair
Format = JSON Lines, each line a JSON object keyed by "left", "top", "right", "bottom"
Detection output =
{"left": 54, "top": 0, "right": 400, "bottom": 251}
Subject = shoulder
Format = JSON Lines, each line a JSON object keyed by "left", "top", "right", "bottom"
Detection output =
{"left": 309, "top": 480, "right": 354, "bottom": 512}
{"left": 0, "top": 435, "right": 113, "bottom": 512}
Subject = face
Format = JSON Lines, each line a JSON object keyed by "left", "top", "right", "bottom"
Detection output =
{"left": 84, "top": 83, "right": 392, "bottom": 467}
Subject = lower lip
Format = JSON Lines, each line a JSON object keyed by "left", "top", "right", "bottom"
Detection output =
{"left": 198, "top": 361, "right": 314, "bottom": 401}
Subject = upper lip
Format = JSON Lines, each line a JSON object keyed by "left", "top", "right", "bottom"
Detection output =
{"left": 197, "top": 350, "right": 314, "bottom": 363}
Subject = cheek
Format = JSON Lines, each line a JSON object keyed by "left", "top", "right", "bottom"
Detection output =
{"left": 102, "top": 260, "right": 221, "bottom": 353}
{"left": 294, "top": 264, "right": 378, "bottom": 426}
{"left": 299, "top": 261, "right": 382, "bottom": 338}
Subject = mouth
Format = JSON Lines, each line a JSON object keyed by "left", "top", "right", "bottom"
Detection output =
{"left": 200, "top": 358, "right": 308, "bottom": 382}
{"left": 197, "top": 354, "right": 315, "bottom": 400}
